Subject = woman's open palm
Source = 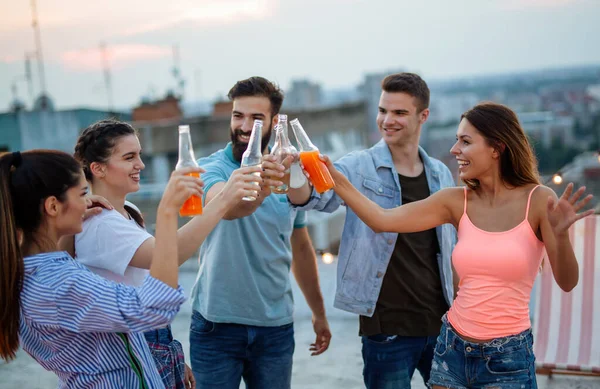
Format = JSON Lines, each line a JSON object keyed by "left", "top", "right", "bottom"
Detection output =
{"left": 547, "top": 183, "right": 594, "bottom": 236}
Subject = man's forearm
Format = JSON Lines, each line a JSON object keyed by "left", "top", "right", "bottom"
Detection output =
{"left": 292, "top": 245, "right": 326, "bottom": 317}
{"left": 222, "top": 197, "right": 264, "bottom": 220}
{"left": 204, "top": 182, "right": 264, "bottom": 220}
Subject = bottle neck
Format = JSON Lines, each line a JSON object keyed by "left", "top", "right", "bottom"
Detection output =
{"left": 273, "top": 128, "right": 286, "bottom": 147}
{"left": 244, "top": 124, "right": 263, "bottom": 158}
{"left": 178, "top": 131, "right": 196, "bottom": 163}
{"left": 280, "top": 125, "right": 292, "bottom": 148}
{"left": 290, "top": 121, "right": 316, "bottom": 151}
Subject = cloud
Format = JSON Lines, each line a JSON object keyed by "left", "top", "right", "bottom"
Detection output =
{"left": 60, "top": 44, "right": 171, "bottom": 72}
{"left": 120, "top": 0, "right": 276, "bottom": 36}
{"left": 1, "top": 0, "right": 278, "bottom": 42}
{"left": 0, "top": 7, "right": 72, "bottom": 32}
{"left": 0, "top": 54, "right": 20, "bottom": 64}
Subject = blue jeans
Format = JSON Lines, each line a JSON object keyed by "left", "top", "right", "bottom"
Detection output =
{"left": 189, "top": 311, "right": 295, "bottom": 389}
{"left": 428, "top": 316, "right": 537, "bottom": 389}
{"left": 362, "top": 334, "right": 438, "bottom": 389}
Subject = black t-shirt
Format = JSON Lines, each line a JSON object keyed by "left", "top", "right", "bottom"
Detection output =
{"left": 359, "top": 171, "right": 449, "bottom": 337}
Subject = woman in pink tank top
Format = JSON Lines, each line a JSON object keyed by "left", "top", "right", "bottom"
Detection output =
{"left": 316, "top": 102, "right": 594, "bottom": 388}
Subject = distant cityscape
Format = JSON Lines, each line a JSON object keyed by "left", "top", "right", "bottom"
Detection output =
{"left": 2, "top": 64, "right": 600, "bottom": 227}
{"left": 3, "top": 65, "right": 600, "bottom": 158}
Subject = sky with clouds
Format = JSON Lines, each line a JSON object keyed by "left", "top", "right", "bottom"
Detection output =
{"left": 1, "top": 0, "right": 599, "bottom": 111}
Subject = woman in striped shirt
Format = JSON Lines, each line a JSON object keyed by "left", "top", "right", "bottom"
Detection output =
{"left": 0, "top": 149, "right": 217, "bottom": 388}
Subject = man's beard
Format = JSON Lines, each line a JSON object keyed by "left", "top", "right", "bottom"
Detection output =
{"left": 230, "top": 124, "right": 272, "bottom": 163}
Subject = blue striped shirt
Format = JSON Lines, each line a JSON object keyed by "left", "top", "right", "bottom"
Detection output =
{"left": 19, "top": 251, "right": 186, "bottom": 388}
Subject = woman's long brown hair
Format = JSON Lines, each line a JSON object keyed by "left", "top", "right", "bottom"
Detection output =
{"left": 0, "top": 150, "right": 81, "bottom": 361}
{"left": 461, "top": 102, "right": 540, "bottom": 190}
{"left": 0, "top": 153, "right": 23, "bottom": 361}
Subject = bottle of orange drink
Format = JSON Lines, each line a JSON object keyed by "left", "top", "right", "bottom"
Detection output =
{"left": 176, "top": 125, "right": 203, "bottom": 217}
{"left": 289, "top": 118, "right": 335, "bottom": 194}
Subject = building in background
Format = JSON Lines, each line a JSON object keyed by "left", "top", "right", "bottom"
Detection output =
{"left": 519, "top": 111, "right": 576, "bottom": 148}
{"left": 284, "top": 79, "right": 323, "bottom": 110}
{"left": 546, "top": 151, "right": 600, "bottom": 211}
{"left": 0, "top": 94, "right": 130, "bottom": 153}
{"left": 132, "top": 92, "right": 182, "bottom": 123}
{"left": 3, "top": 65, "right": 599, "bottom": 252}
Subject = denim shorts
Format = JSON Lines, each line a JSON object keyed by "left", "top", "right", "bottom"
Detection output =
{"left": 428, "top": 315, "right": 537, "bottom": 389}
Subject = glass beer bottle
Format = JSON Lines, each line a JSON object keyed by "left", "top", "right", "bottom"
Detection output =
{"left": 240, "top": 119, "right": 264, "bottom": 201}
{"left": 269, "top": 115, "right": 299, "bottom": 194}
{"left": 289, "top": 118, "right": 335, "bottom": 194}
{"left": 279, "top": 114, "right": 306, "bottom": 189}
{"left": 176, "top": 125, "right": 203, "bottom": 217}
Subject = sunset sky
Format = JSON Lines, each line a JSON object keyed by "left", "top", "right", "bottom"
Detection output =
{"left": 1, "top": 0, "right": 599, "bottom": 111}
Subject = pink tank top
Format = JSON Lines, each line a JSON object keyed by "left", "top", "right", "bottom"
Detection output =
{"left": 447, "top": 185, "right": 545, "bottom": 339}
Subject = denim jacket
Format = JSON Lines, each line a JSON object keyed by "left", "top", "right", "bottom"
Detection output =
{"left": 293, "top": 140, "right": 457, "bottom": 316}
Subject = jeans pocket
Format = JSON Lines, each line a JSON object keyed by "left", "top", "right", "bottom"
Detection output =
{"left": 190, "top": 311, "right": 215, "bottom": 335}
{"left": 485, "top": 350, "right": 530, "bottom": 375}
{"left": 433, "top": 339, "right": 448, "bottom": 357}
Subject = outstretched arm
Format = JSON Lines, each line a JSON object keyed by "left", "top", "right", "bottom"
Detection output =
{"left": 27, "top": 168, "right": 205, "bottom": 334}
{"left": 287, "top": 154, "right": 352, "bottom": 214}
{"left": 128, "top": 165, "right": 263, "bottom": 268}
{"left": 18, "top": 261, "right": 185, "bottom": 333}
{"left": 173, "top": 165, "right": 263, "bottom": 263}
{"left": 322, "top": 155, "right": 457, "bottom": 233}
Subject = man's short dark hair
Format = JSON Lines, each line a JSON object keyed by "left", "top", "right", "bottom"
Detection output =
{"left": 381, "top": 73, "right": 430, "bottom": 112}
{"left": 227, "top": 76, "right": 284, "bottom": 118}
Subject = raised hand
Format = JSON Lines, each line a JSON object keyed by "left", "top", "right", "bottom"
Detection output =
{"left": 221, "top": 165, "right": 263, "bottom": 207}
{"left": 160, "top": 167, "right": 205, "bottom": 213}
{"left": 83, "top": 194, "right": 113, "bottom": 221}
{"left": 261, "top": 154, "right": 285, "bottom": 190}
{"left": 318, "top": 154, "right": 342, "bottom": 182}
{"left": 547, "top": 183, "right": 594, "bottom": 236}
{"left": 293, "top": 158, "right": 312, "bottom": 187}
